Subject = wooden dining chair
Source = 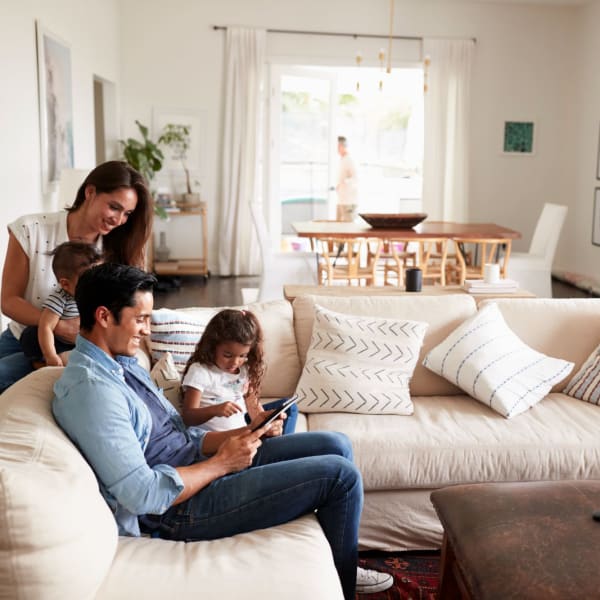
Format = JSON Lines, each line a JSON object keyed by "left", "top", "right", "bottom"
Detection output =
{"left": 378, "top": 240, "right": 418, "bottom": 287}
{"left": 316, "top": 237, "right": 382, "bottom": 286}
{"left": 452, "top": 238, "right": 512, "bottom": 284}
{"left": 418, "top": 238, "right": 451, "bottom": 286}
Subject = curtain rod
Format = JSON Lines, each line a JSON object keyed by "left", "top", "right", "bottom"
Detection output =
{"left": 212, "top": 25, "right": 422, "bottom": 42}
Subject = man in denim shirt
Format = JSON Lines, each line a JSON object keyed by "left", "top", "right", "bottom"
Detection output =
{"left": 52, "top": 264, "right": 392, "bottom": 599}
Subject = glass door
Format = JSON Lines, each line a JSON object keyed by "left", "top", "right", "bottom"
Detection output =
{"left": 268, "top": 66, "right": 336, "bottom": 251}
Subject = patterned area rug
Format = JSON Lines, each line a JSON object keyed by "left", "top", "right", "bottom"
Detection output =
{"left": 358, "top": 551, "right": 440, "bottom": 599}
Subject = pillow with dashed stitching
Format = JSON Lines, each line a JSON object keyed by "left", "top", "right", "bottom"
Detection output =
{"left": 295, "top": 305, "right": 428, "bottom": 415}
{"left": 423, "top": 302, "right": 574, "bottom": 418}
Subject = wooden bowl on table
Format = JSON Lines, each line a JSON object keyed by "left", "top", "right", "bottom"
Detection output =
{"left": 359, "top": 213, "right": 428, "bottom": 229}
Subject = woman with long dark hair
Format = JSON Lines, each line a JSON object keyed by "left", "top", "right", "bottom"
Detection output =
{"left": 0, "top": 160, "right": 153, "bottom": 391}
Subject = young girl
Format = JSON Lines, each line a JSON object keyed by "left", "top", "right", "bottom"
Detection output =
{"left": 181, "top": 308, "right": 297, "bottom": 434}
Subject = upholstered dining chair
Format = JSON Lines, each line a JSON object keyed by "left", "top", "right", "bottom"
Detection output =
{"left": 316, "top": 237, "right": 382, "bottom": 286}
{"left": 249, "top": 203, "right": 318, "bottom": 302}
{"left": 506, "top": 203, "right": 568, "bottom": 298}
{"left": 451, "top": 238, "right": 513, "bottom": 285}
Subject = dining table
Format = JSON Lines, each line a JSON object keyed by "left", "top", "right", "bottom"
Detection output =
{"left": 291, "top": 219, "right": 522, "bottom": 286}
{"left": 291, "top": 220, "right": 522, "bottom": 242}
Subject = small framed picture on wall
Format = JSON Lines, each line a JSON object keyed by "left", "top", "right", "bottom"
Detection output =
{"left": 502, "top": 120, "right": 536, "bottom": 155}
{"left": 593, "top": 188, "right": 600, "bottom": 246}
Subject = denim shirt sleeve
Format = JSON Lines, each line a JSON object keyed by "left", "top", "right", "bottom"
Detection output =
{"left": 53, "top": 366, "right": 184, "bottom": 516}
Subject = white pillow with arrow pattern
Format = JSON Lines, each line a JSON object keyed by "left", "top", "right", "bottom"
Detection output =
{"left": 295, "top": 304, "right": 428, "bottom": 415}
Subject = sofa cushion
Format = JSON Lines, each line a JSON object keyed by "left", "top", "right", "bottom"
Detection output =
{"left": 96, "top": 514, "right": 343, "bottom": 600}
{"left": 564, "top": 341, "right": 600, "bottom": 404}
{"left": 423, "top": 302, "right": 574, "bottom": 418}
{"left": 0, "top": 368, "right": 118, "bottom": 600}
{"left": 295, "top": 304, "right": 427, "bottom": 415}
{"left": 306, "top": 393, "right": 600, "bottom": 491}
{"left": 293, "top": 294, "right": 477, "bottom": 397}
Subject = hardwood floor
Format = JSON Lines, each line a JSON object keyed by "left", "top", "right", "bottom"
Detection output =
{"left": 152, "top": 274, "right": 595, "bottom": 310}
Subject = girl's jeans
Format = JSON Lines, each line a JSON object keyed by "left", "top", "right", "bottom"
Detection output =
{"left": 157, "top": 431, "right": 362, "bottom": 600}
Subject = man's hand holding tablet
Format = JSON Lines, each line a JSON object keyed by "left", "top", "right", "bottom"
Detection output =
{"left": 250, "top": 395, "right": 299, "bottom": 433}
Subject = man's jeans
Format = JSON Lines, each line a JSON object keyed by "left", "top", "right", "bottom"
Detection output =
{"left": 156, "top": 431, "right": 362, "bottom": 600}
{"left": 0, "top": 328, "right": 34, "bottom": 392}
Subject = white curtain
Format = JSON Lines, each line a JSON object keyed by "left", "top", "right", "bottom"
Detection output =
{"left": 218, "top": 27, "right": 265, "bottom": 275}
{"left": 422, "top": 39, "right": 475, "bottom": 222}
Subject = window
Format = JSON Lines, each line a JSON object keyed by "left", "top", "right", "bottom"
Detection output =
{"left": 267, "top": 63, "right": 424, "bottom": 250}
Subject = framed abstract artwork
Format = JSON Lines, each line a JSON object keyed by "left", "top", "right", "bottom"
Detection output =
{"left": 593, "top": 188, "right": 600, "bottom": 247}
{"left": 502, "top": 120, "right": 535, "bottom": 155}
{"left": 36, "top": 21, "right": 74, "bottom": 192}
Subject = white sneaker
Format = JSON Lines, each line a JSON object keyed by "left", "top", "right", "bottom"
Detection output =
{"left": 356, "top": 566, "right": 394, "bottom": 594}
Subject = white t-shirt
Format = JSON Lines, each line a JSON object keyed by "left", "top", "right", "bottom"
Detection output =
{"left": 7, "top": 211, "right": 102, "bottom": 339}
{"left": 182, "top": 362, "right": 248, "bottom": 432}
{"left": 336, "top": 153, "right": 359, "bottom": 205}
{"left": 8, "top": 212, "right": 69, "bottom": 339}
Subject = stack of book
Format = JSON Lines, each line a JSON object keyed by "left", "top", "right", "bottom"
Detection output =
{"left": 463, "top": 278, "right": 520, "bottom": 294}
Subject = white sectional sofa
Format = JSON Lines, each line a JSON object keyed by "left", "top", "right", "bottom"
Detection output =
{"left": 2, "top": 293, "right": 600, "bottom": 598}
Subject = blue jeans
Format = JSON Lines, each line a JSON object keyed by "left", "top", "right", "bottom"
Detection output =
{"left": 156, "top": 432, "right": 362, "bottom": 600}
{"left": 0, "top": 328, "right": 34, "bottom": 393}
{"left": 245, "top": 397, "right": 299, "bottom": 434}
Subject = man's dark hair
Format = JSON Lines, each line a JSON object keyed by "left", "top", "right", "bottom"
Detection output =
{"left": 75, "top": 263, "right": 156, "bottom": 331}
{"left": 50, "top": 241, "right": 102, "bottom": 280}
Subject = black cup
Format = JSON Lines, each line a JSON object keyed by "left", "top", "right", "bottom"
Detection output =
{"left": 405, "top": 268, "right": 422, "bottom": 292}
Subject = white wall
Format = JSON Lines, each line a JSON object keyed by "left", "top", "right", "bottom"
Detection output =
{"left": 0, "top": 0, "right": 120, "bottom": 271}
{"left": 562, "top": 0, "right": 600, "bottom": 279}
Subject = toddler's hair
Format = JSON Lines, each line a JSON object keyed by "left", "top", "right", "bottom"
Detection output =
{"left": 50, "top": 241, "right": 103, "bottom": 280}
{"left": 183, "top": 309, "right": 265, "bottom": 398}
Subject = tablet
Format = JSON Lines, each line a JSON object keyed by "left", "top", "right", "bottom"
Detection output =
{"left": 251, "top": 395, "right": 299, "bottom": 432}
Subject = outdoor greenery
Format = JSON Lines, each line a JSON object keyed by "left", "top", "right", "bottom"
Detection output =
{"left": 157, "top": 123, "right": 194, "bottom": 194}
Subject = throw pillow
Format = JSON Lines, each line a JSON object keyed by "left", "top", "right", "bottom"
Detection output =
{"left": 295, "top": 305, "right": 428, "bottom": 415}
{"left": 422, "top": 302, "right": 574, "bottom": 418}
{"left": 150, "top": 352, "right": 183, "bottom": 413}
{"left": 564, "top": 342, "right": 600, "bottom": 404}
{"left": 149, "top": 308, "right": 217, "bottom": 373}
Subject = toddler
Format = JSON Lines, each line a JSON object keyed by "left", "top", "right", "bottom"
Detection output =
{"left": 20, "top": 241, "right": 102, "bottom": 367}
{"left": 181, "top": 308, "right": 297, "bottom": 433}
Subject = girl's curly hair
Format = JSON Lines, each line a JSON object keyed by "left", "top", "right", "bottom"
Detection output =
{"left": 182, "top": 309, "right": 265, "bottom": 398}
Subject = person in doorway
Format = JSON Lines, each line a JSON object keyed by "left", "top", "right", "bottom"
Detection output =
{"left": 336, "top": 135, "right": 359, "bottom": 221}
{"left": 181, "top": 308, "right": 298, "bottom": 434}
{"left": 0, "top": 160, "right": 152, "bottom": 392}
{"left": 19, "top": 241, "right": 102, "bottom": 368}
{"left": 52, "top": 263, "right": 393, "bottom": 599}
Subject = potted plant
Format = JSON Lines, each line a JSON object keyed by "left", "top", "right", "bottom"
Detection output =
{"left": 119, "top": 120, "right": 167, "bottom": 218}
{"left": 158, "top": 123, "right": 200, "bottom": 207}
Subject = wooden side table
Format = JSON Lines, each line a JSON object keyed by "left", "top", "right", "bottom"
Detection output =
{"left": 431, "top": 481, "right": 600, "bottom": 599}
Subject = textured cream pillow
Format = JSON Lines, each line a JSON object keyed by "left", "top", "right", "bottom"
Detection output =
{"left": 295, "top": 305, "right": 428, "bottom": 415}
{"left": 564, "top": 341, "right": 600, "bottom": 404}
{"left": 423, "top": 302, "right": 574, "bottom": 418}
{"left": 150, "top": 351, "right": 183, "bottom": 412}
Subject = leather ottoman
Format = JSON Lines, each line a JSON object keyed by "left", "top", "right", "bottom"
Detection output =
{"left": 430, "top": 480, "right": 600, "bottom": 599}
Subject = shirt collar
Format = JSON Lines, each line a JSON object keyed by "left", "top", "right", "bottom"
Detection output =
{"left": 75, "top": 334, "right": 139, "bottom": 375}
